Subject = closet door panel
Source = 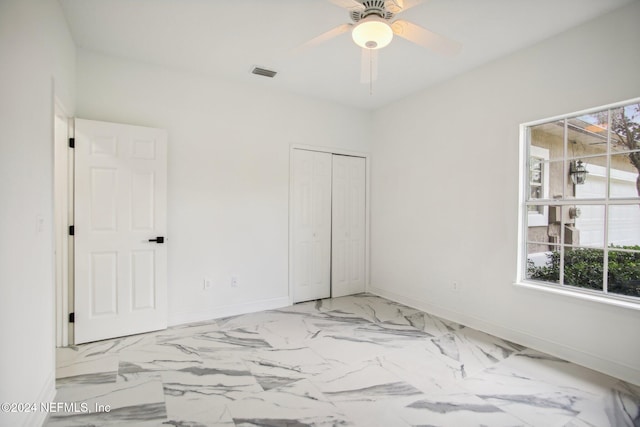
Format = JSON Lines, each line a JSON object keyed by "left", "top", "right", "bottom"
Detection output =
{"left": 332, "top": 155, "right": 366, "bottom": 297}
{"left": 292, "top": 149, "right": 332, "bottom": 302}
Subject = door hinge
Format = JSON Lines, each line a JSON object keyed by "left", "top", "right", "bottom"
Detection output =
{"left": 69, "top": 225, "right": 75, "bottom": 236}
{"left": 68, "top": 312, "right": 75, "bottom": 323}
{"left": 69, "top": 137, "right": 75, "bottom": 148}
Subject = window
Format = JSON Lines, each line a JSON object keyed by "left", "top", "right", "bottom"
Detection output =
{"left": 520, "top": 99, "right": 640, "bottom": 304}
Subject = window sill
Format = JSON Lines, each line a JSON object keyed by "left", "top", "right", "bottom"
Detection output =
{"left": 514, "top": 280, "right": 640, "bottom": 311}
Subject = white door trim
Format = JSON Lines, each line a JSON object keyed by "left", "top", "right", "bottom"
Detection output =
{"left": 288, "top": 144, "right": 370, "bottom": 305}
{"left": 53, "top": 98, "right": 72, "bottom": 347}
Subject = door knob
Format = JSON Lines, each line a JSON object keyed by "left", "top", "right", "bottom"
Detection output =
{"left": 148, "top": 236, "right": 165, "bottom": 244}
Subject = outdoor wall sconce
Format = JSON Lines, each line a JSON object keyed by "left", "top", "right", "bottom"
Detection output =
{"left": 570, "top": 160, "right": 588, "bottom": 185}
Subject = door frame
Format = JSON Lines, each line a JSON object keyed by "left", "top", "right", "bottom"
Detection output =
{"left": 53, "top": 99, "right": 74, "bottom": 347}
{"left": 288, "top": 144, "right": 370, "bottom": 305}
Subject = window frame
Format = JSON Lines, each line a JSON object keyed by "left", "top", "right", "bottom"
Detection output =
{"left": 516, "top": 97, "right": 640, "bottom": 310}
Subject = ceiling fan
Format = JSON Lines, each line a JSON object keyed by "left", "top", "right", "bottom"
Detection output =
{"left": 293, "top": 0, "right": 462, "bottom": 85}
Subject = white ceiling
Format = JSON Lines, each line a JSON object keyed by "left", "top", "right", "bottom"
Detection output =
{"left": 59, "top": 0, "right": 634, "bottom": 110}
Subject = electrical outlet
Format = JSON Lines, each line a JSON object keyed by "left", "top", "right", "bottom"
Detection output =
{"left": 452, "top": 281, "right": 459, "bottom": 292}
{"left": 203, "top": 279, "right": 212, "bottom": 290}
{"left": 231, "top": 276, "right": 238, "bottom": 288}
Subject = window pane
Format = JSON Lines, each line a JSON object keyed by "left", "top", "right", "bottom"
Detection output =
{"left": 567, "top": 112, "right": 608, "bottom": 158}
{"left": 530, "top": 120, "right": 564, "bottom": 161}
{"left": 527, "top": 203, "right": 561, "bottom": 246}
{"left": 610, "top": 153, "right": 640, "bottom": 199}
{"left": 527, "top": 203, "right": 544, "bottom": 218}
{"left": 572, "top": 205, "right": 605, "bottom": 248}
{"left": 608, "top": 205, "right": 640, "bottom": 247}
{"left": 563, "top": 247, "right": 604, "bottom": 291}
{"left": 527, "top": 204, "right": 562, "bottom": 232}
{"left": 528, "top": 160, "right": 564, "bottom": 201}
{"left": 547, "top": 161, "right": 564, "bottom": 200}
{"left": 610, "top": 103, "right": 640, "bottom": 154}
{"left": 608, "top": 249, "right": 640, "bottom": 299}
{"left": 526, "top": 245, "right": 559, "bottom": 285}
{"left": 571, "top": 157, "right": 607, "bottom": 199}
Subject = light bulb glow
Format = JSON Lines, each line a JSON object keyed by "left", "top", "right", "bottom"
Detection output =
{"left": 352, "top": 18, "right": 393, "bottom": 50}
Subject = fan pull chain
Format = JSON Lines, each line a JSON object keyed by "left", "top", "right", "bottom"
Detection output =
{"left": 369, "top": 49, "right": 374, "bottom": 96}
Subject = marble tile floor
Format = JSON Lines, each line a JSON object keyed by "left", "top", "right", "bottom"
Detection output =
{"left": 46, "top": 294, "right": 640, "bottom": 427}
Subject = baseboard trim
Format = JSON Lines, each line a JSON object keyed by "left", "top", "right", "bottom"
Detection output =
{"left": 368, "top": 286, "right": 640, "bottom": 387}
{"left": 168, "top": 296, "right": 291, "bottom": 327}
{"left": 22, "top": 372, "right": 56, "bottom": 427}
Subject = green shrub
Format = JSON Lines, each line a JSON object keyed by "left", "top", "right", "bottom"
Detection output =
{"left": 527, "top": 246, "right": 640, "bottom": 297}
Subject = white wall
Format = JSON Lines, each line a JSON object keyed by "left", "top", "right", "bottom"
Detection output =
{"left": 370, "top": 1, "right": 640, "bottom": 385}
{"left": 0, "top": 0, "right": 76, "bottom": 426}
{"left": 76, "top": 51, "right": 371, "bottom": 325}
{"left": 2, "top": 6, "right": 637, "bottom": 424}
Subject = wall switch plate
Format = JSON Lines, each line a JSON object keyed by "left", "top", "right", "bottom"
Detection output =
{"left": 203, "top": 279, "right": 212, "bottom": 290}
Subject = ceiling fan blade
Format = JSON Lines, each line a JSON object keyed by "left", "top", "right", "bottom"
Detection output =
{"left": 327, "top": 0, "right": 365, "bottom": 11}
{"left": 290, "top": 23, "right": 353, "bottom": 56}
{"left": 385, "top": 0, "right": 425, "bottom": 14}
{"left": 391, "top": 19, "right": 461, "bottom": 56}
{"left": 360, "top": 48, "right": 379, "bottom": 84}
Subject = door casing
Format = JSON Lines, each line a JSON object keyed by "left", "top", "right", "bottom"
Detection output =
{"left": 53, "top": 99, "right": 73, "bottom": 347}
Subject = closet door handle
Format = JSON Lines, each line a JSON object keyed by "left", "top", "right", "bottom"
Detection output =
{"left": 148, "top": 236, "right": 165, "bottom": 244}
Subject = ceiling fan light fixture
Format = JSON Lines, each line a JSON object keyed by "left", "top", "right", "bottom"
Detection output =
{"left": 352, "top": 17, "right": 393, "bottom": 50}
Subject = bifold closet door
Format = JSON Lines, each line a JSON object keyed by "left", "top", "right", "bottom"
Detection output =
{"left": 292, "top": 149, "right": 332, "bottom": 303}
{"left": 331, "top": 155, "right": 366, "bottom": 297}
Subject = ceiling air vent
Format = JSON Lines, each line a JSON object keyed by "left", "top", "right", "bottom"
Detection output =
{"left": 251, "top": 66, "right": 277, "bottom": 78}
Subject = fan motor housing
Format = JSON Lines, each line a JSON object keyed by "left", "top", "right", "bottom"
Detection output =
{"left": 351, "top": 0, "right": 394, "bottom": 22}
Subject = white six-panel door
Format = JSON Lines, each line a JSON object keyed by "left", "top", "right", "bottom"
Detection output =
{"left": 292, "top": 149, "right": 332, "bottom": 303}
{"left": 292, "top": 149, "right": 366, "bottom": 303}
{"left": 74, "top": 119, "right": 168, "bottom": 344}
{"left": 331, "top": 155, "right": 366, "bottom": 297}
